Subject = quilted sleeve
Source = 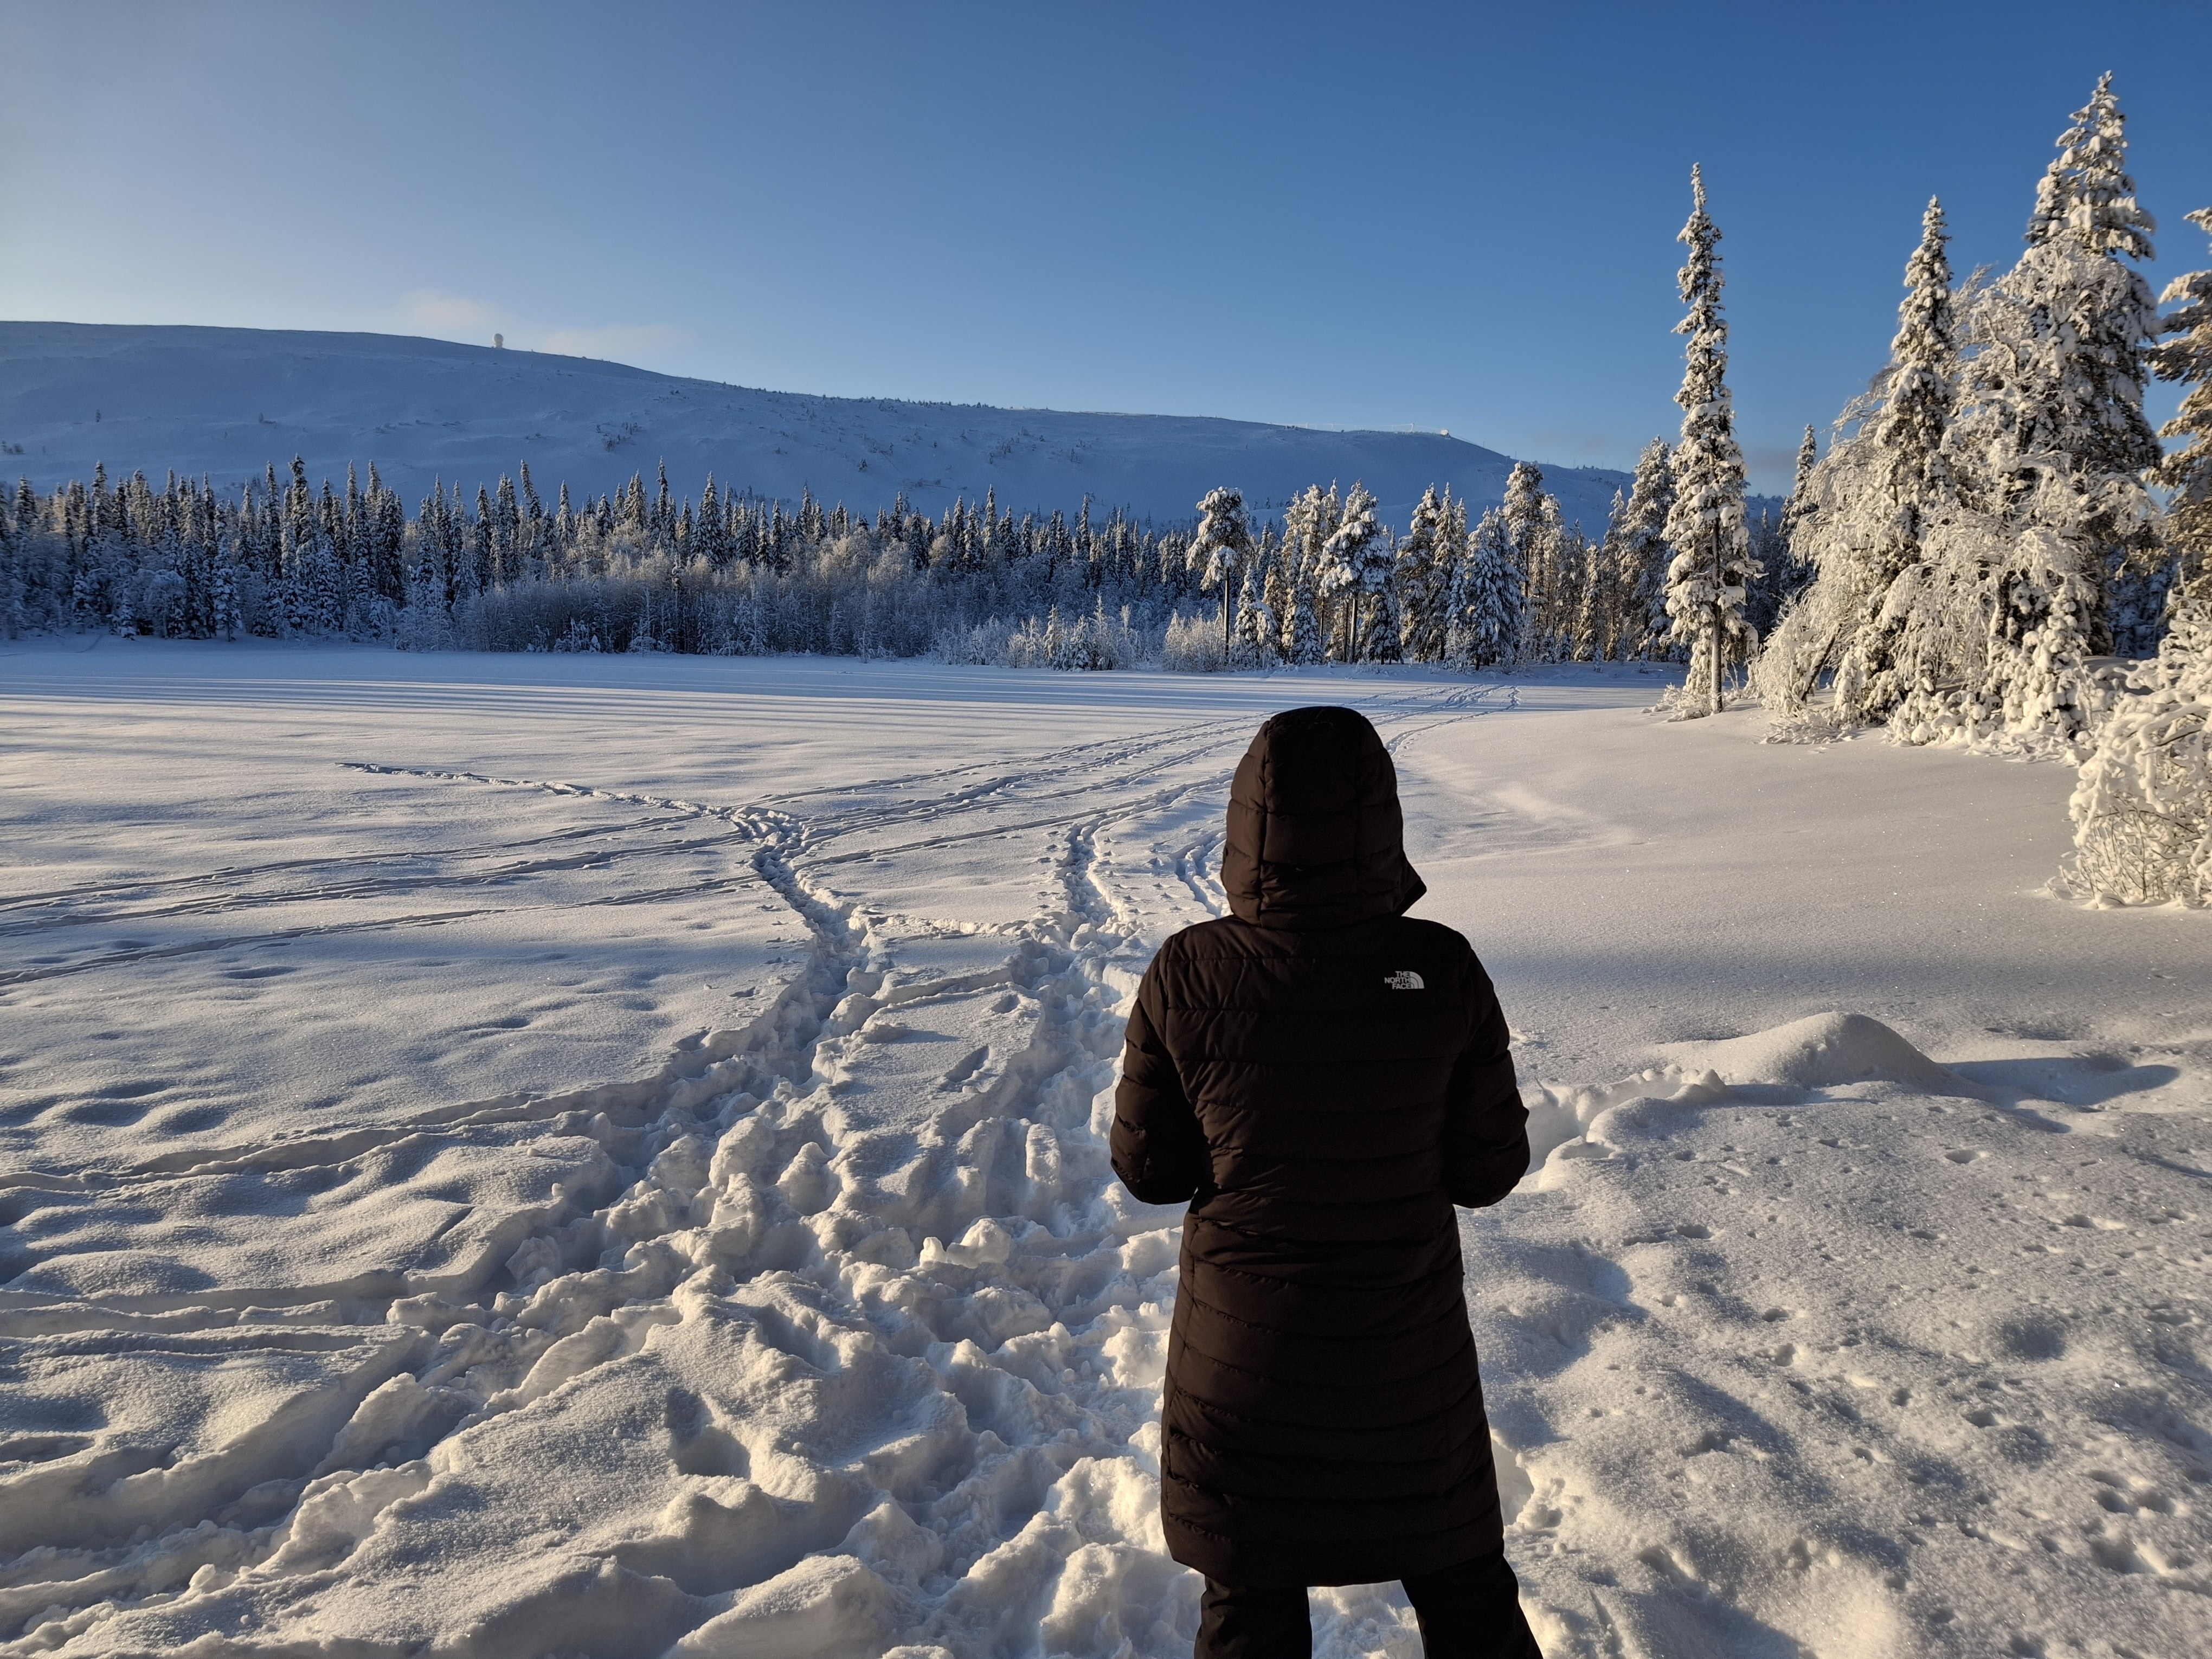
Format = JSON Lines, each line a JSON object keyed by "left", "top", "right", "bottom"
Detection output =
{"left": 1110, "top": 962, "right": 1208, "bottom": 1205}
{"left": 1441, "top": 948, "right": 1530, "bottom": 1208}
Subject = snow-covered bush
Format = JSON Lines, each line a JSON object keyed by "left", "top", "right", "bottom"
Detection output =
{"left": 2061, "top": 586, "right": 2212, "bottom": 904}
{"left": 126, "top": 565, "right": 188, "bottom": 636}
{"left": 1003, "top": 601, "right": 1145, "bottom": 671}
{"left": 1160, "top": 611, "right": 1230, "bottom": 672}
{"left": 935, "top": 616, "right": 1015, "bottom": 666}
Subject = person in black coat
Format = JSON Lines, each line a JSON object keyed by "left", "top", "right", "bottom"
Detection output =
{"left": 1111, "top": 705, "right": 1541, "bottom": 1658}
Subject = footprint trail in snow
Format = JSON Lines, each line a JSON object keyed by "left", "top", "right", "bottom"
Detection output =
{"left": 1, "top": 683, "right": 1515, "bottom": 1657}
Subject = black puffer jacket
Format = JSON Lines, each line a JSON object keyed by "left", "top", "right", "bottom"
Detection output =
{"left": 1111, "top": 705, "right": 1529, "bottom": 1588}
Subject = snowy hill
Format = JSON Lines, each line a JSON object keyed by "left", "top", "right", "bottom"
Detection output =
{"left": 0, "top": 321, "right": 1634, "bottom": 526}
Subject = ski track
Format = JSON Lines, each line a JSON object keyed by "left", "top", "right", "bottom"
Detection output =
{"left": 1, "top": 684, "right": 1519, "bottom": 1657}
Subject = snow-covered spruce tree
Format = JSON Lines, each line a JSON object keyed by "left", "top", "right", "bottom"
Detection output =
{"left": 134, "top": 493, "right": 187, "bottom": 637}
{"left": 1741, "top": 506, "right": 1807, "bottom": 645}
{"left": 1661, "top": 166, "right": 1759, "bottom": 713}
{"left": 1782, "top": 425, "right": 1819, "bottom": 545}
{"left": 1608, "top": 439, "right": 1675, "bottom": 660}
{"left": 1594, "top": 490, "right": 1630, "bottom": 657}
{"left": 1280, "top": 563, "right": 1323, "bottom": 665}
{"left": 1895, "top": 256, "right": 2155, "bottom": 745}
{"left": 1758, "top": 409, "right": 1915, "bottom": 725}
{"left": 1500, "top": 463, "right": 1556, "bottom": 654}
{"left": 1532, "top": 501, "right": 1582, "bottom": 661}
{"left": 1501, "top": 462, "right": 1547, "bottom": 559}
{"left": 315, "top": 484, "right": 350, "bottom": 633}
{"left": 14, "top": 479, "right": 61, "bottom": 633}
{"left": 1872, "top": 97, "right": 2159, "bottom": 748}
{"left": 210, "top": 514, "right": 242, "bottom": 640}
{"left": 2023, "top": 72, "right": 2164, "bottom": 657}
{"left": 1817, "top": 197, "right": 1963, "bottom": 723}
{"left": 278, "top": 461, "right": 312, "bottom": 635}
{"left": 1396, "top": 485, "right": 1456, "bottom": 661}
{"left": 1448, "top": 506, "right": 1525, "bottom": 668}
{"left": 1568, "top": 535, "right": 1605, "bottom": 661}
{"left": 73, "top": 465, "right": 116, "bottom": 625}
{"left": 1317, "top": 483, "right": 1388, "bottom": 660}
{"left": 1263, "top": 559, "right": 1293, "bottom": 652}
{"left": 1233, "top": 567, "right": 1277, "bottom": 667}
{"left": 6, "top": 494, "right": 35, "bottom": 639}
{"left": 2152, "top": 208, "right": 2212, "bottom": 597}
{"left": 693, "top": 474, "right": 730, "bottom": 569}
{"left": 1282, "top": 483, "right": 1342, "bottom": 653}
{"left": 2027, "top": 72, "right": 2157, "bottom": 263}
{"left": 1189, "top": 486, "right": 1255, "bottom": 652}
{"left": 1361, "top": 581, "right": 1405, "bottom": 663}
{"left": 1740, "top": 429, "right": 1820, "bottom": 657}
{"left": 1439, "top": 490, "right": 1471, "bottom": 656}
{"left": 1281, "top": 484, "right": 1339, "bottom": 578}
{"left": 1752, "top": 400, "right": 1928, "bottom": 725}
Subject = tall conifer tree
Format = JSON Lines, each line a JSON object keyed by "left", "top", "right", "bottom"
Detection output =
{"left": 1611, "top": 439, "right": 1675, "bottom": 661}
{"left": 1661, "top": 167, "right": 1759, "bottom": 713}
{"left": 1396, "top": 485, "right": 1456, "bottom": 661}
{"left": 1834, "top": 197, "right": 1960, "bottom": 719}
{"left": 2026, "top": 73, "right": 2163, "bottom": 654}
{"left": 1448, "top": 506, "right": 1525, "bottom": 668}
{"left": 2155, "top": 208, "right": 2212, "bottom": 586}
{"left": 1279, "top": 564, "right": 1323, "bottom": 666}
{"left": 1189, "top": 486, "right": 1255, "bottom": 650}
{"left": 2027, "top": 72, "right": 2157, "bottom": 262}
{"left": 1317, "top": 483, "right": 1387, "bottom": 659}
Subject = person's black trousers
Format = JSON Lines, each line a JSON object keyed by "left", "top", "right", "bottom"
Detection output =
{"left": 1195, "top": 1552, "right": 1542, "bottom": 1658}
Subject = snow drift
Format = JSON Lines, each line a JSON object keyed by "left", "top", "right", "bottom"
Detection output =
{"left": 1657, "top": 1011, "right": 1980, "bottom": 1094}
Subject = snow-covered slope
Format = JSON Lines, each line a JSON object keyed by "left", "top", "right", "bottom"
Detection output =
{"left": 0, "top": 322, "right": 1634, "bottom": 526}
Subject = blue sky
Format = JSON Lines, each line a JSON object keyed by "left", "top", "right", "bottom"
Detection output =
{"left": 4, "top": 0, "right": 2209, "bottom": 494}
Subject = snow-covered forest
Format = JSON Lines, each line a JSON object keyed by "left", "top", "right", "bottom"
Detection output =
{"left": 0, "top": 451, "right": 1793, "bottom": 674}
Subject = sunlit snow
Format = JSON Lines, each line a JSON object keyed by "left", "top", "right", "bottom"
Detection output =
{"left": 3, "top": 642, "right": 2208, "bottom": 1657}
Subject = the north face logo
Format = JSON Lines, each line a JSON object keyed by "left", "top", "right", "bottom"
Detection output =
{"left": 1384, "top": 970, "right": 1425, "bottom": 991}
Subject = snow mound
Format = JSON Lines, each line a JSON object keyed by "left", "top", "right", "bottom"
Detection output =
{"left": 1657, "top": 1011, "right": 1975, "bottom": 1094}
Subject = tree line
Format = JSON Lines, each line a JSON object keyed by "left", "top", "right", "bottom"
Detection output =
{"left": 0, "top": 440, "right": 1795, "bottom": 673}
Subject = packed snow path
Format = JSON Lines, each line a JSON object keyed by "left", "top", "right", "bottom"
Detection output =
{"left": 2, "top": 647, "right": 2209, "bottom": 1658}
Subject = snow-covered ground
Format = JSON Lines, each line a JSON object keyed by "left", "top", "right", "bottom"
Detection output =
{"left": 0, "top": 323, "right": 1634, "bottom": 527}
{"left": 2, "top": 640, "right": 2208, "bottom": 1658}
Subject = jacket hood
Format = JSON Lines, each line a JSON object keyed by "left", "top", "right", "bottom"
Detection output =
{"left": 1220, "top": 705, "right": 1426, "bottom": 930}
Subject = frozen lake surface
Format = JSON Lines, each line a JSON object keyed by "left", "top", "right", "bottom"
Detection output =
{"left": 2, "top": 640, "right": 2208, "bottom": 1657}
